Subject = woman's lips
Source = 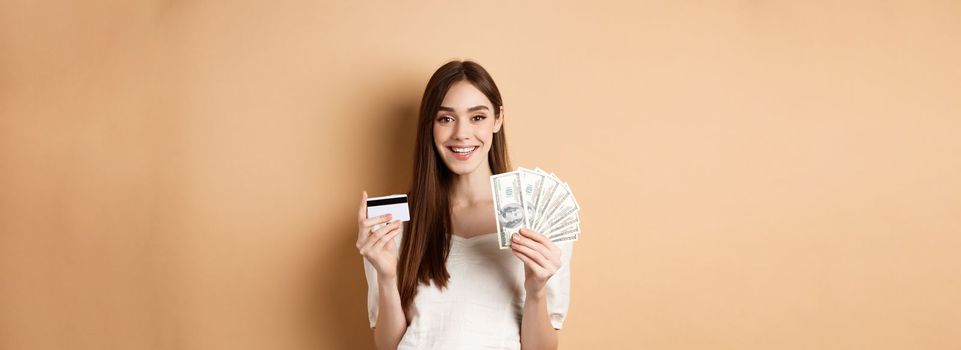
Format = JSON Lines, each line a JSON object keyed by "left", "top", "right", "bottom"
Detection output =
{"left": 448, "top": 146, "right": 478, "bottom": 160}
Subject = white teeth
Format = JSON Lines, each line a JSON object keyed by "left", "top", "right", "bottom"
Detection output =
{"left": 451, "top": 146, "right": 477, "bottom": 154}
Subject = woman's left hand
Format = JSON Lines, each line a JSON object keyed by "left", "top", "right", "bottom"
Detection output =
{"left": 510, "top": 227, "right": 563, "bottom": 294}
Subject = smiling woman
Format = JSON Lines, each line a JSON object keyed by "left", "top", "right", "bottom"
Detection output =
{"left": 354, "top": 60, "right": 573, "bottom": 350}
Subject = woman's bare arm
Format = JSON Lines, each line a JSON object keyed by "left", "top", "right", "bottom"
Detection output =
{"left": 372, "top": 276, "right": 407, "bottom": 349}
{"left": 520, "top": 288, "right": 558, "bottom": 349}
{"left": 511, "top": 228, "right": 563, "bottom": 350}
{"left": 356, "top": 191, "right": 408, "bottom": 349}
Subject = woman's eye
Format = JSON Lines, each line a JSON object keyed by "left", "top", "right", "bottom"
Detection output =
{"left": 437, "top": 116, "right": 453, "bottom": 123}
{"left": 471, "top": 115, "right": 486, "bottom": 121}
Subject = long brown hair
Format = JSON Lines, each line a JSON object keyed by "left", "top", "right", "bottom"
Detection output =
{"left": 397, "top": 60, "right": 511, "bottom": 315}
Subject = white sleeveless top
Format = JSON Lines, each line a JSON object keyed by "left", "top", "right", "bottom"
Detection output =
{"left": 363, "top": 227, "right": 574, "bottom": 350}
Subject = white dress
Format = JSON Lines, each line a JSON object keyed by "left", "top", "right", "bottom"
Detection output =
{"left": 363, "top": 227, "right": 574, "bottom": 350}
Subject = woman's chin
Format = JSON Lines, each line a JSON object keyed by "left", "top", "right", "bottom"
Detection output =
{"left": 444, "top": 159, "right": 484, "bottom": 176}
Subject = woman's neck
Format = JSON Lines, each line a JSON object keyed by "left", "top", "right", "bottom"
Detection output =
{"left": 450, "top": 162, "right": 494, "bottom": 206}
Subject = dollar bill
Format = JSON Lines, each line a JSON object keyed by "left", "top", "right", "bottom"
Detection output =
{"left": 490, "top": 171, "right": 529, "bottom": 249}
{"left": 537, "top": 184, "right": 580, "bottom": 233}
{"left": 530, "top": 172, "right": 561, "bottom": 231}
{"left": 517, "top": 167, "right": 545, "bottom": 224}
{"left": 546, "top": 210, "right": 580, "bottom": 235}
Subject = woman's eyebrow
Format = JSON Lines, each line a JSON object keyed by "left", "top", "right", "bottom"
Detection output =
{"left": 438, "top": 105, "right": 490, "bottom": 113}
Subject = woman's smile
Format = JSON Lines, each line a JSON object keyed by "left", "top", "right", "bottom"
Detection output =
{"left": 448, "top": 145, "right": 479, "bottom": 160}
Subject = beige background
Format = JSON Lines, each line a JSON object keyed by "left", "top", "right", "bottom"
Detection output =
{"left": 1, "top": 1, "right": 960, "bottom": 349}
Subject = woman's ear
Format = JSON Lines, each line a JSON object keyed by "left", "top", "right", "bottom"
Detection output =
{"left": 494, "top": 106, "right": 505, "bottom": 133}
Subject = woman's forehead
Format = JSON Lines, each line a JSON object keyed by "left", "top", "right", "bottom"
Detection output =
{"left": 440, "top": 81, "right": 493, "bottom": 111}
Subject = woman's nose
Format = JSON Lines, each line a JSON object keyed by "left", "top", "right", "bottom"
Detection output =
{"left": 453, "top": 120, "right": 472, "bottom": 140}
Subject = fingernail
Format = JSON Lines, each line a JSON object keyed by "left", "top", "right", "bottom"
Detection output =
{"left": 512, "top": 233, "right": 520, "bottom": 242}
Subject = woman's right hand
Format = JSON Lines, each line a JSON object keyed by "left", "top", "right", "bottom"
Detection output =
{"left": 356, "top": 191, "right": 403, "bottom": 280}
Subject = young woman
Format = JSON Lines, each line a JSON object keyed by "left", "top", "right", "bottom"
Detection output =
{"left": 355, "top": 60, "right": 574, "bottom": 349}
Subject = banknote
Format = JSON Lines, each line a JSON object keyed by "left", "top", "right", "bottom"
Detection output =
{"left": 530, "top": 170, "right": 561, "bottom": 231}
{"left": 491, "top": 171, "right": 529, "bottom": 249}
{"left": 490, "top": 167, "right": 580, "bottom": 248}
{"left": 517, "top": 167, "right": 544, "bottom": 226}
{"left": 537, "top": 183, "right": 579, "bottom": 233}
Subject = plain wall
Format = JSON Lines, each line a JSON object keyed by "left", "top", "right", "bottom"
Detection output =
{"left": 1, "top": 1, "right": 959, "bottom": 349}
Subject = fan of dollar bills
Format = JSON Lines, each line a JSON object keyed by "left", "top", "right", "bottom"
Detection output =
{"left": 490, "top": 167, "right": 580, "bottom": 249}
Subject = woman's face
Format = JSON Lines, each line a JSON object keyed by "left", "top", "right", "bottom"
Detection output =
{"left": 433, "top": 80, "right": 503, "bottom": 176}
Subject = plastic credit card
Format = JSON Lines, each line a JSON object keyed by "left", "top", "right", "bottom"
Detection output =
{"left": 366, "top": 194, "right": 410, "bottom": 222}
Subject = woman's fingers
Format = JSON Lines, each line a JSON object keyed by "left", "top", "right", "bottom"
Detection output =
{"left": 357, "top": 217, "right": 395, "bottom": 249}
{"left": 361, "top": 213, "right": 393, "bottom": 229}
{"left": 358, "top": 191, "right": 368, "bottom": 221}
{"left": 372, "top": 226, "right": 402, "bottom": 252}
{"left": 519, "top": 227, "right": 550, "bottom": 245}
{"left": 511, "top": 242, "right": 555, "bottom": 272}
{"left": 511, "top": 248, "right": 547, "bottom": 276}
{"left": 518, "top": 228, "right": 562, "bottom": 265}
{"left": 361, "top": 228, "right": 400, "bottom": 252}
{"left": 513, "top": 232, "right": 554, "bottom": 262}
{"left": 359, "top": 221, "right": 402, "bottom": 254}
{"left": 361, "top": 226, "right": 401, "bottom": 257}
{"left": 356, "top": 191, "right": 371, "bottom": 241}
{"left": 371, "top": 220, "right": 401, "bottom": 239}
